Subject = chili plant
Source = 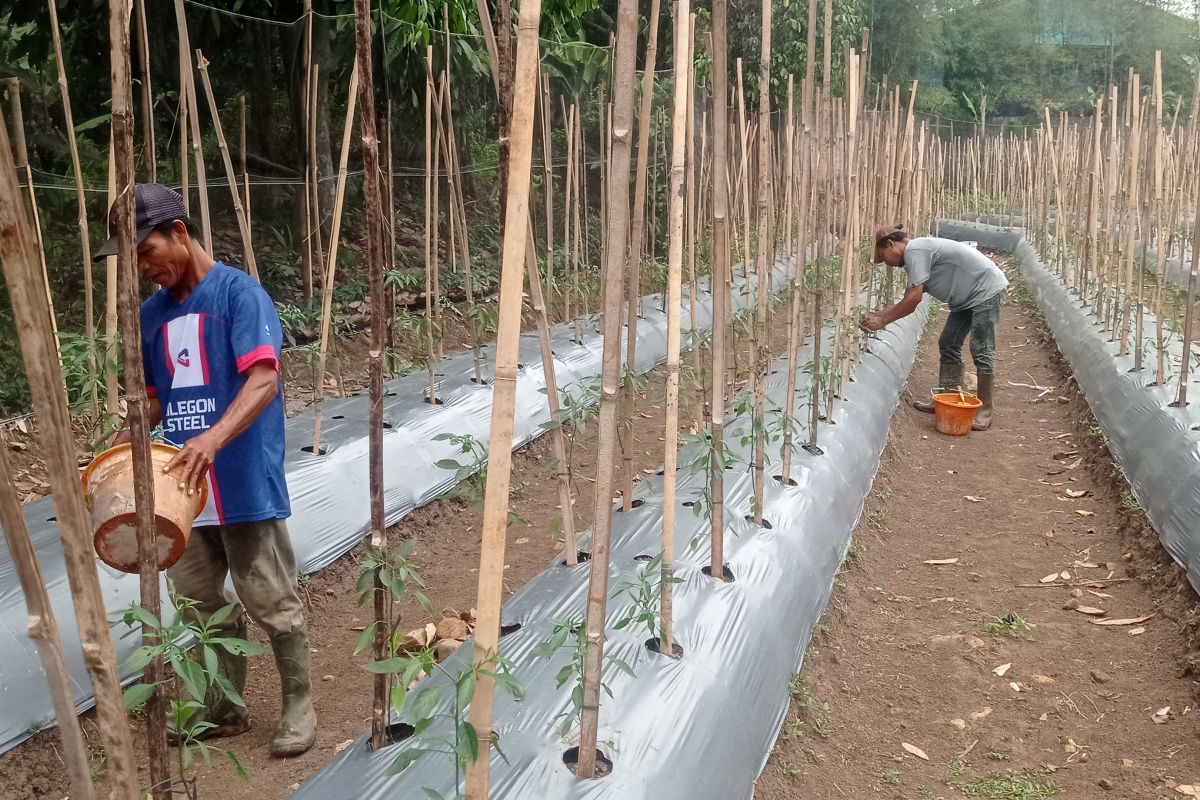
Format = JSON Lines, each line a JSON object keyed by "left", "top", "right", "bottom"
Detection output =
{"left": 113, "top": 591, "right": 264, "bottom": 789}
{"left": 433, "top": 432, "right": 490, "bottom": 503}
{"left": 613, "top": 553, "right": 683, "bottom": 642}
{"left": 531, "top": 618, "right": 635, "bottom": 736}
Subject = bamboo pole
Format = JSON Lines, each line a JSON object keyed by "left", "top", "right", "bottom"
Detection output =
{"left": 173, "top": 0, "right": 212, "bottom": 252}
{"left": 135, "top": 0, "right": 155, "bottom": 180}
{"left": 1119, "top": 74, "right": 1142, "bottom": 355}
{"left": 301, "top": 0, "right": 314, "bottom": 305}
{"left": 686, "top": 23, "right": 702, "bottom": 428}
{"left": 349, "top": 0, "right": 390, "bottom": 751}
{"left": 0, "top": 50, "right": 142, "bottom": 800}
{"left": 708, "top": 0, "right": 731, "bottom": 578}
{"left": 6, "top": 79, "right": 58, "bottom": 346}
{"left": 0, "top": 438, "right": 95, "bottom": 798}
{"left": 463, "top": 0, "right": 543, "bottom": 793}
{"left": 424, "top": 49, "right": 438, "bottom": 402}
{"left": 576, "top": 0, "right": 639, "bottom": 776}
{"left": 240, "top": 95, "right": 252, "bottom": 258}
{"left": 308, "top": 64, "right": 324, "bottom": 306}
{"left": 196, "top": 51, "right": 259, "bottom": 281}
{"left": 48, "top": 0, "right": 98, "bottom": 417}
{"left": 112, "top": 3, "right": 172, "bottom": 790}
{"left": 751, "top": 0, "right": 774, "bottom": 525}
{"left": 659, "top": 0, "right": 692, "bottom": 658}
{"left": 620, "top": 0, "right": 663, "bottom": 510}
{"left": 310, "top": 65, "right": 359, "bottom": 454}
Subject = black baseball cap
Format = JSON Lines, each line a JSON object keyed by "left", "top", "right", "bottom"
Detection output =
{"left": 93, "top": 182, "right": 190, "bottom": 261}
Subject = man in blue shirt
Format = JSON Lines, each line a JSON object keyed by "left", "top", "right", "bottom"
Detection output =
{"left": 101, "top": 183, "right": 315, "bottom": 756}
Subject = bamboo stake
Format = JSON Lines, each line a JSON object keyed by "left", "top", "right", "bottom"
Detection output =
{"left": 0, "top": 44, "right": 141, "bottom": 800}
{"left": 173, "top": 0, "right": 212, "bottom": 252}
{"left": 310, "top": 65, "right": 360, "bottom": 455}
{"left": 48, "top": 0, "right": 98, "bottom": 417}
{"left": 751, "top": 0, "right": 774, "bottom": 525}
{"left": 463, "top": 0, "right": 543, "bottom": 792}
{"left": 308, "top": 64, "right": 324, "bottom": 306}
{"left": 105, "top": 140, "right": 120, "bottom": 417}
{"left": 135, "top": 0, "right": 155, "bottom": 180}
{"left": 240, "top": 95, "right": 252, "bottom": 258}
{"left": 687, "top": 16, "right": 703, "bottom": 428}
{"left": 620, "top": 0, "right": 663, "bottom": 510}
{"left": 658, "top": 0, "right": 692, "bottom": 658}
{"left": 301, "top": 0, "right": 314, "bottom": 305}
{"left": 424, "top": 49, "right": 438, "bottom": 402}
{"left": 1119, "top": 74, "right": 1142, "bottom": 355}
{"left": 6, "top": 79, "right": 58, "bottom": 346}
{"left": 542, "top": 72, "right": 554, "bottom": 294}
{"left": 0, "top": 438, "right": 94, "bottom": 798}
{"left": 112, "top": 5, "right": 172, "bottom": 790}
{"left": 705, "top": 0, "right": 732, "bottom": 585}
{"left": 576, "top": 0, "right": 639, "bottom": 776}
{"left": 196, "top": 51, "right": 259, "bottom": 281}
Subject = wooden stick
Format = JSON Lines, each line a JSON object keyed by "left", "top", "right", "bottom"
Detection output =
{"left": 308, "top": 63, "right": 324, "bottom": 307}
{"left": 48, "top": 0, "right": 98, "bottom": 417}
{"left": 0, "top": 55, "right": 142, "bottom": 800}
{"left": 301, "top": 0, "right": 314, "bottom": 306}
{"left": 751, "top": 0, "right": 773, "bottom": 525}
{"left": 660, "top": 0, "right": 692, "bottom": 656}
{"left": 135, "top": 0, "right": 155, "bottom": 180}
{"left": 173, "top": 0, "right": 212, "bottom": 252}
{"left": 423, "top": 50, "right": 438, "bottom": 403}
{"left": 463, "top": 0, "right": 544, "bottom": 791}
{"left": 0, "top": 437, "right": 95, "bottom": 797}
{"left": 577, "top": 0, "right": 639, "bottom": 776}
{"left": 709, "top": 0, "right": 731, "bottom": 578}
{"left": 620, "top": 0, "right": 663, "bottom": 510}
{"left": 240, "top": 95, "right": 252, "bottom": 259}
{"left": 311, "top": 64, "right": 359, "bottom": 455}
{"left": 196, "top": 51, "right": 259, "bottom": 280}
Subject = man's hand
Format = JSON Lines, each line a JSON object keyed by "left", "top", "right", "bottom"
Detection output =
{"left": 165, "top": 429, "right": 220, "bottom": 495}
{"left": 859, "top": 312, "right": 887, "bottom": 333}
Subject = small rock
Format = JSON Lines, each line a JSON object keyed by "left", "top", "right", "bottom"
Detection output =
{"left": 1099, "top": 778, "right": 1113, "bottom": 790}
{"left": 1121, "top": 758, "right": 1134, "bottom": 769}
{"left": 1079, "top": 751, "right": 1090, "bottom": 763}
{"left": 1069, "top": 588, "right": 1083, "bottom": 598}
{"left": 322, "top": 674, "right": 335, "bottom": 682}
{"left": 1089, "top": 669, "right": 1113, "bottom": 684}
{"left": 950, "top": 718, "right": 967, "bottom": 730}
{"left": 435, "top": 616, "right": 471, "bottom": 641}
{"left": 1031, "top": 674, "right": 1055, "bottom": 685}
{"left": 435, "top": 637, "right": 465, "bottom": 662}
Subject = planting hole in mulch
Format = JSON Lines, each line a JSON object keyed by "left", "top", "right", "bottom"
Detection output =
{"left": 561, "top": 550, "right": 593, "bottom": 566}
{"left": 384, "top": 722, "right": 415, "bottom": 745}
{"left": 46, "top": 516, "right": 55, "bottom": 522}
{"left": 615, "top": 498, "right": 645, "bottom": 511}
{"left": 645, "top": 637, "right": 684, "bottom": 659}
{"left": 300, "top": 445, "right": 327, "bottom": 455}
{"left": 382, "top": 422, "right": 394, "bottom": 429}
{"left": 744, "top": 514, "right": 773, "bottom": 529}
{"left": 470, "top": 377, "right": 492, "bottom": 385}
{"left": 331, "top": 415, "right": 345, "bottom": 420}
{"left": 802, "top": 443, "right": 825, "bottom": 456}
{"left": 385, "top": 391, "right": 397, "bottom": 397}
{"left": 562, "top": 746, "right": 613, "bottom": 778}
{"left": 682, "top": 500, "right": 696, "bottom": 508}
{"left": 424, "top": 396, "right": 445, "bottom": 406}
{"left": 633, "top": 554, "right": 654, "bottom": 562}
{"left": 499, "top": 622, "right": 522, "bottom": 637}
{"left": 701, "top": 563, "right": 735, "bottom": 582}
{"left": 773, "top": 474, "right": 798, "bottom": 486}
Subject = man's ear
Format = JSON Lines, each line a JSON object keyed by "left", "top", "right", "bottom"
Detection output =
{"left": 171, "top": 219, "right": 190, "bottom": 244}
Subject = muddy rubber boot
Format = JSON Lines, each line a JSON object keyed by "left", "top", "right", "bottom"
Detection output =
{"left": 972, "top": 372, "right": 995, "bottom": 431}
{"left": 167, "top": 622, "right": 251, "bottom": 742}
{"left": 269, "top": 631, "right": 316, "bottom": 758}
{"left": 912, "top": 363, "right": 963, "bottom": 413}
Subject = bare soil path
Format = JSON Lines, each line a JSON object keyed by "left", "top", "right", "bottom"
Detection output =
{"left": 759, "top": 265, "right": 1200, "bottom": 800}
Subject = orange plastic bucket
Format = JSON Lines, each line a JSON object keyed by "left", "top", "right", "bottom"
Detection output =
{"left": 932, "top": 391, "right": 982, "bottom": 436}
{"left": 81, "top": 443, "right": 207, "bottom": 573}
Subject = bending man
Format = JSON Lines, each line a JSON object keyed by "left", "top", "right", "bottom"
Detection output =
{"left": 102, "top": 183, "right": 315, "bottom": 756}
{"left": 859, "top": 226, "right": 1008, "bottom": 431}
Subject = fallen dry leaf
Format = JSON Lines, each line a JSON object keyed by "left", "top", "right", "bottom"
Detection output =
{"left": 969, "top": 707, "right": 992, "bottom": 721}
{"left": 1153, "top": 706, "right": 1173, "bottom": 724}
{"left": 1175, "top": 786, "right": 1200, "bottom": 797}
{"left": 923, "top": 558, "right": 959, "bottom": 565}
{"left": 1072, "top": 605, "right": 1107, "bottom": 616}
{"left": 1086, "top": 590, "right": 1113, "bottom": 599}
{"left": 1009, "top": 681, "right": 1022, "bottom": 692}
{"left": 1073, "top": 560, "right": 1101, "bottom": 569}
{"left": 992, "top": 663, "right": 1012, "bottom": 677}
{"left": 334, "top": 739, "right": 354, "bottom": 754}
{"left": 1092, "top": 613, "right": 1155, "bottom": 626}
{"left": 514, "top": 537, "right": 529, "bottom": 545}
{"left": 1039, "top": 572, "right": 1060, "bottom": 584}
{"left": 1060, "top": 571, "right": 1072, "bottom": 580}
{"left": 1063, "top": 488, "right": 1090, "bottom": 498}
{"left": 964, "top": 495, "right": 986, "bottom": 503}
{"left": 1129, "top": 626, "right": 1146, "bottom": 635}
{"left": 901, "top": 742, "right": 929, "bottom": 761}
{"left": 949, "top": 718, "right": 967, "bottom": 730}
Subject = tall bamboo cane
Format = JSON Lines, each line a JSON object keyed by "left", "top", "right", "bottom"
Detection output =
{"left": 709, "top": 0, "right": 731, "bottom": 579}
{"left": 463, "top": 0, "right": 544, "bottom": 792}
{"left": 577, "top": 0, "right": 640, "bottom": 777}
{"left": 751, "top": 0, "right": 774, "bottom": 525}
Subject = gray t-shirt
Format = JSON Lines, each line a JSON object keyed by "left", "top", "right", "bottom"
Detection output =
{"left": 902, "top": 237, "right": 1009, "bottom": 311}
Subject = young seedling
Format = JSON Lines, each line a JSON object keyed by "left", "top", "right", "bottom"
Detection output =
{"left": 613, "top": 553, "right": 684, "bottom": 651}
{"left": 531, "top": 617, "right": 635, "bottom": 736}
{"left": 113, "top": 590, "right": 265, "bottom": 790}
{"left": 433, "top": 432, "right": 489, "bottom": 504}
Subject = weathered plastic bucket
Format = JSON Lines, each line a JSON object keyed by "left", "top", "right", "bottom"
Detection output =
{"left": 81, "top": 442, "right": 207, "bottom": 573}
{"left": 932, "top": 391, "right": 982, "bottom": 437}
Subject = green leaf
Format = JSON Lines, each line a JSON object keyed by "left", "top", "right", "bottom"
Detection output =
{"left": 435, "top": 459, "right": 464, "bottom": 471}
{"left": 456, "top": 722, "right": 479, "bottom": 763}
{"left": 175, "top": 658, "right": 208, "bottom": 703}
{"left": 74, "top": 113, "right": 112, "bottom": 134}
{"left": 391, "top": 681, "right": 408, "bottom": 717}
{"left": 455, "top": 675, "right": 475, "bottom": 710}
{"left": 412, "top": 687, "right": 440, "bottom": 721}
{"left": 355, "top": 623, "right": 379, "bottom": 655}
{"left": 363, "top": 657, "right": 410, "bottom": 674}
{"left": 122, "top": 682, "right": 157, "bottom": 710}
{"left": 224, "top": 750, "right": 249, "bottom": 781}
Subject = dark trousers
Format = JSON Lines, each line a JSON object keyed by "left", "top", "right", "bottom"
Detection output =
{"left": 938, "top": 291, "right": 1004, "bottom": 374}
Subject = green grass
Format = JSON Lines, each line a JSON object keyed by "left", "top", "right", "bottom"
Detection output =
{"left": 947, "top": 758, "right": 970, "bottom": 776}
{"left": 880, "top": 769, "right": 902, "bottom": 786}
{"left": 954, "top": 770, "right": 1062, "bottom": 799}
{"left": 917, "top": 789, "right": 945, "bottom": 800}
{"left": 986, "top": 613, "right": 1031, "bottom": 639}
